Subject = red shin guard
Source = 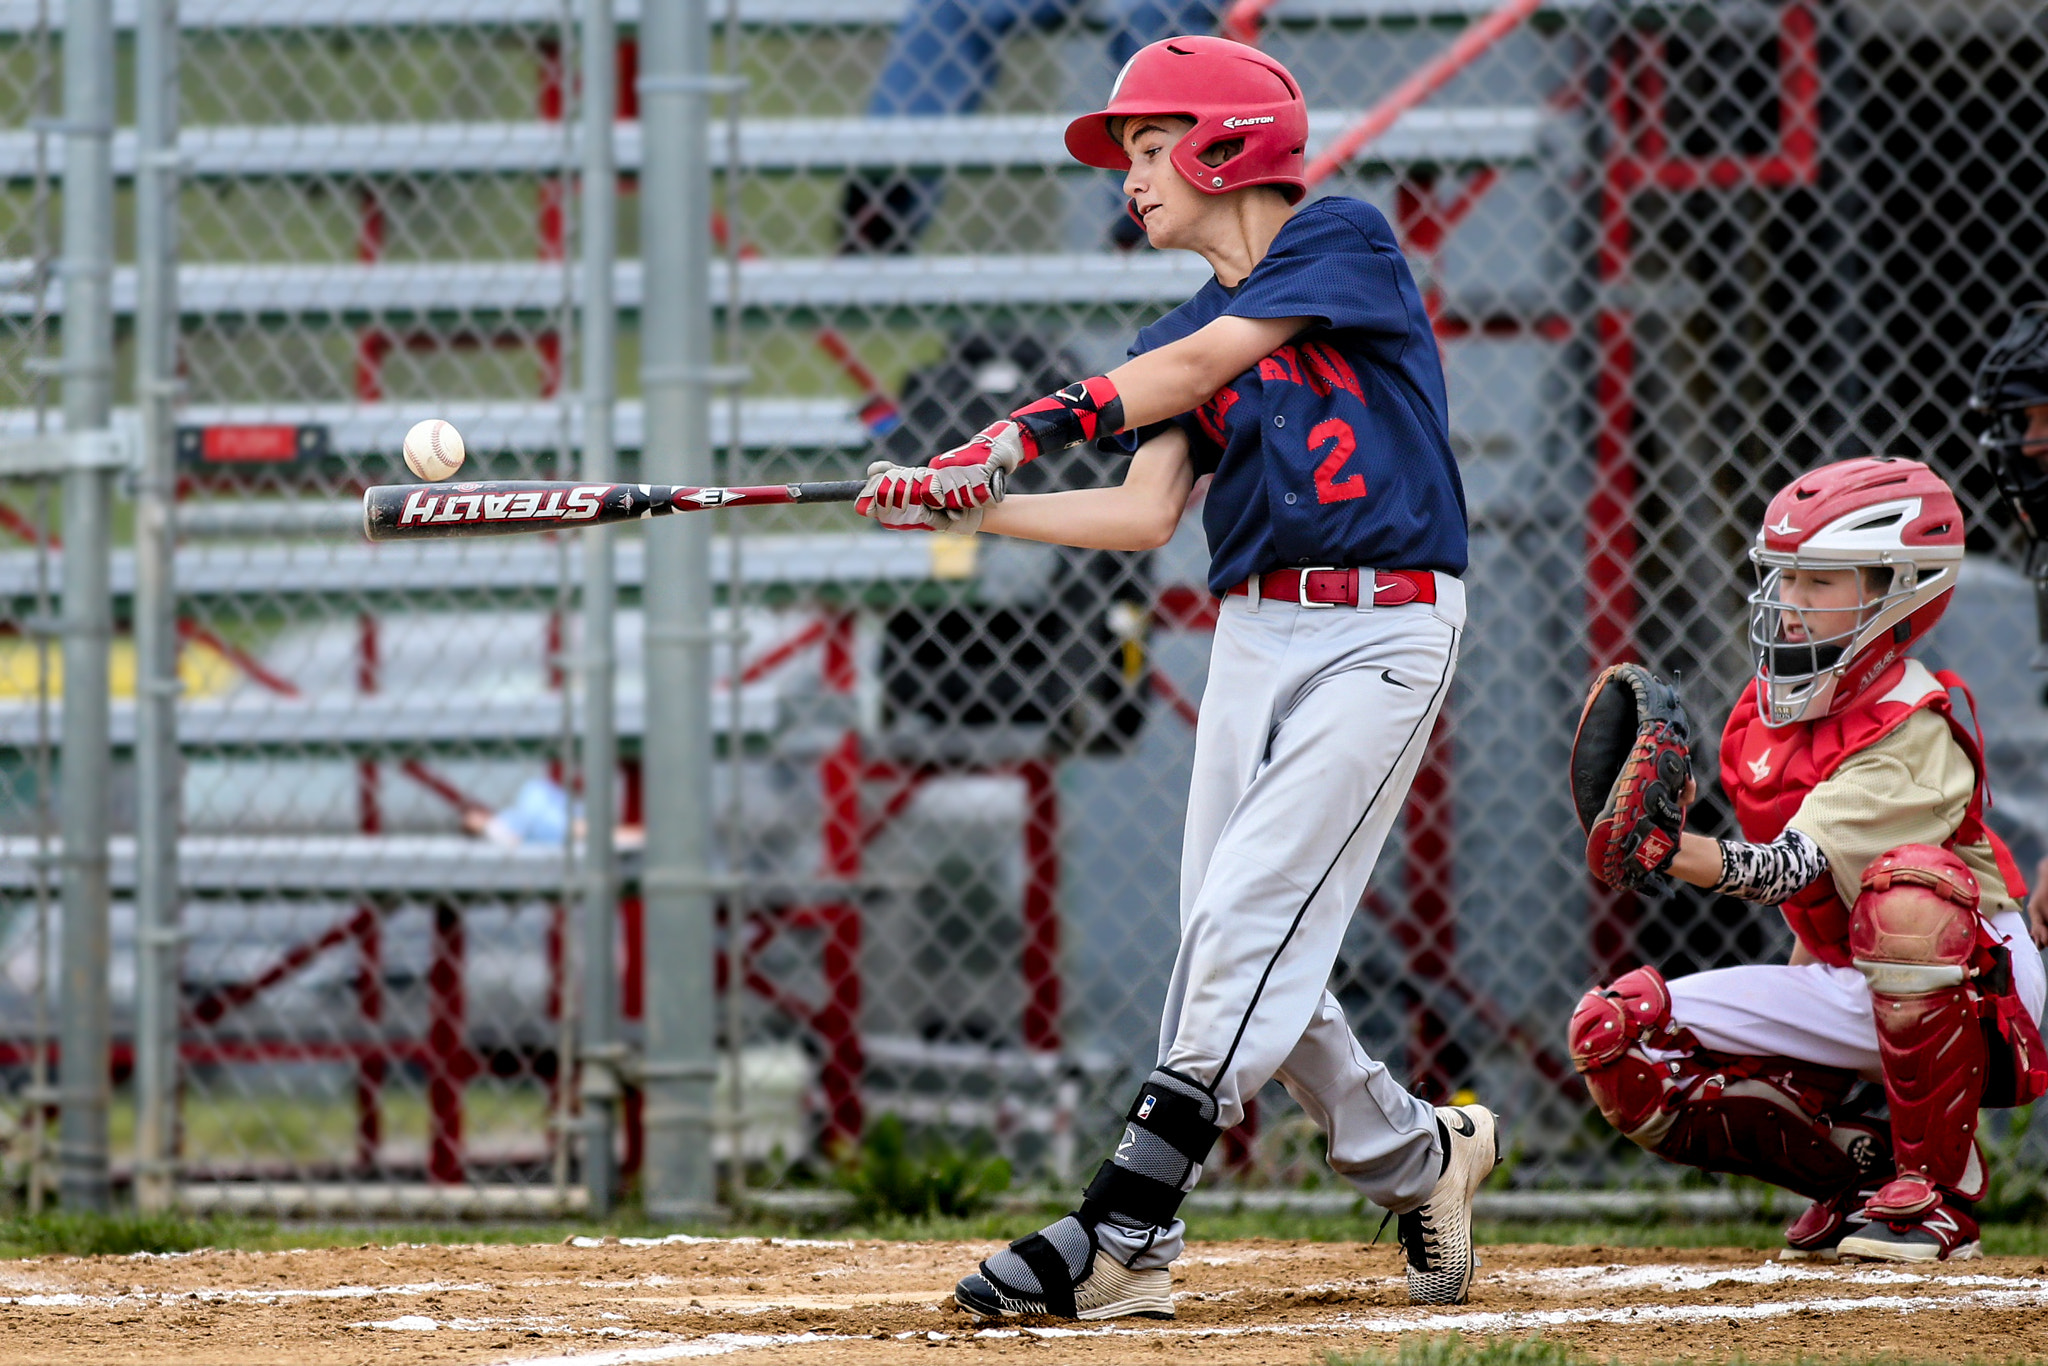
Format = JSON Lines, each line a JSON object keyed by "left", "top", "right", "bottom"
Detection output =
{"left": 1851, "top": 846, "right": 1993, "bottom": 1201}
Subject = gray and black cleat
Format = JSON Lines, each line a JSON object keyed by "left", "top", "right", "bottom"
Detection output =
{"left": 1398, "top": 1103, "right": 1499, "bottom": 1306}
{"left": 953, "top": 1214, "right": 1174, "bottom": 1321}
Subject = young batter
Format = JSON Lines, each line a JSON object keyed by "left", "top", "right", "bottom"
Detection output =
{"left": 1570, "top": 458, "right": 2048, "bottom": 1262}
{"left": 858, "top": 35, "right": 1496, "bottom": 1319}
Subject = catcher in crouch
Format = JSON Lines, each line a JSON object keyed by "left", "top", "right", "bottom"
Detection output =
{"left": 1569, "top": 456, "right": 2048, "bottom": 1262}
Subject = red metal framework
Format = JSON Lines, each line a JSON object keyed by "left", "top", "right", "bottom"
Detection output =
{"left": 1583, "top": 1, "right": 1820, "bottom": 979}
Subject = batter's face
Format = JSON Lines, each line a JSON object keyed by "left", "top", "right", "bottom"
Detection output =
{"left": 1120, "top": 117, "right": 1211, "bottom": 249}
{"left": 1774, "top": 566, "right": 1876, "bottom": 644}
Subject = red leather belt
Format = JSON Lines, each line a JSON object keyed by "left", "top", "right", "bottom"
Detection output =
{"left": 1224, "top": 567, "right": 1437, "bottom": 608}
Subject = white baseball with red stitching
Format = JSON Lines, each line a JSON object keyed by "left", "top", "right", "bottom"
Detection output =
{"left": 403, "top": 418, "right": 466, "bottom": 482}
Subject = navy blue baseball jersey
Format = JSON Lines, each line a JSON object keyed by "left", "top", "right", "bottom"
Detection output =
{"left": 1129, "top": 196, "right": 1468, "bottom": 595}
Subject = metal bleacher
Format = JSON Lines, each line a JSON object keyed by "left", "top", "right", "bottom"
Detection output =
{"left": 0, "top": 1, "right": 1563, "bottom": 448}
{"left": 0, "top": 529, "right": 955, "bottom": 756}
{"left": 0, "top": 108, "right": 1549, "bottom": 180}
{"left": 0, "top": 111, "right": 1551, "bottom": 324}
{"left": 0, "top": 526, "right": 955, "bottom": 923}
{"left": 0, "top": 0, "right": 1564, "bottom": 455}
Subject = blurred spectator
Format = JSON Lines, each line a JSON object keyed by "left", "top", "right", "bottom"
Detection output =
{"left": 462, "top": 776, "right": 644, "bottom": 851}
{"left": 841, "top": 0, "right": 1219, "bottom": 253}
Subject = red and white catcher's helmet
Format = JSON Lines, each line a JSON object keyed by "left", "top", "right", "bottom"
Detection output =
{"left": 1064, "top": 36, "right": 1309, "bottom": 204}
{"left": 1748, "top": 457, "right": 1964, "bottom": 727}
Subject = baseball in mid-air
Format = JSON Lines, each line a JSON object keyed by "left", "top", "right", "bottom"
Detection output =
{"left": 403, "top": 419, "right": 466, "bottom": 482}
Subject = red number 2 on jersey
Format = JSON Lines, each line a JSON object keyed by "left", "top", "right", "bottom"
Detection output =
{"left": 1310, "top": 418, "right": 1367, "bottom": 504}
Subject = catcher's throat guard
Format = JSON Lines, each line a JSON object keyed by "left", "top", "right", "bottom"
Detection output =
{"left": 1571, "top": 664, "right": 1693, "bottom": 891}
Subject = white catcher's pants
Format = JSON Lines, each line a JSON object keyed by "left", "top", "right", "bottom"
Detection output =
{"left": 1667, "top": 909, "right": 2048, "bottom": 1080}
{"left": 1159, "top": 578, "right": 1463, "bottom": 1214}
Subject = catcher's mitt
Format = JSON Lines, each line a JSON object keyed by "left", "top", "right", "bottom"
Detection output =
{"left": 1570, "top": 663, "right": 1693, "bottom": 891}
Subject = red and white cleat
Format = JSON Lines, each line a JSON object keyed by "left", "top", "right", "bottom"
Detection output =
{"left": 1780, "top": 1186, "right": 1881, "bottom": 1263}
{"left": 1837, "top": 1178, "right": 1982, "bottom": 1262}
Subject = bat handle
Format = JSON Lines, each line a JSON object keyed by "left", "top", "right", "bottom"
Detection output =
{"left": 989, "top": 467, "right": 1009, "bottom": 502}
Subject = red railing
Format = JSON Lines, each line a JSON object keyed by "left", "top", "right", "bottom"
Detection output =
{"left": 1303, "top": 0, "right": 1548, "bottom": 188}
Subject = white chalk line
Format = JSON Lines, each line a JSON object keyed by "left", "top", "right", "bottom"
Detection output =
{"left": 1513, "top": 1260, "right": 2047, "bottom": 1294}
{"left": 482, "top": 1275, "right": 2048, "bottom": 1364}
{"left": 353, "top": 1313, "right": 669, "bottom": 1340}
{"left": 0, "top": 1278, "right": 493, "bottom": 1308}
{"left": 566, "top": 1234, "right": 849, "bottom": 1251}
{"left": 493, "top": 1333, "right": 843, "bottom": 1364}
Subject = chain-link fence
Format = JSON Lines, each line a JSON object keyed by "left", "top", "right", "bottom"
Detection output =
{"left": 0, "top": 0, "right": 2044, "bottom": 1212}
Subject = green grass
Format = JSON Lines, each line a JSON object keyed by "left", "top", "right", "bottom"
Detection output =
{"left": 1330, "top": 1336, "right": 1595, "bottom": 1366}
{"left": 0, "top": 1212, "right": 244, "bottom": 1258}
{"left": 1326, "top": 1336, "right": 2048, "bottom": 1366}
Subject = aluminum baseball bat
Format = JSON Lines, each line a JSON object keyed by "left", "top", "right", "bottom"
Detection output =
{"left": 360, "top": 478, "right": 868, "bottom": 542}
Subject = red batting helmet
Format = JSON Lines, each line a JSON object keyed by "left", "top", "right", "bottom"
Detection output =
{"left": 1747, "top": 457, "right": 1964, "bottom": 727}
{"left": 1064, "top": 36, "right": 1309, "bottom": 204}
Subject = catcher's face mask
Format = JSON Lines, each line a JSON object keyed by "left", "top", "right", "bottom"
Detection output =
{"left": 1747, "top": 558, "right": 1917, "bottom": 727}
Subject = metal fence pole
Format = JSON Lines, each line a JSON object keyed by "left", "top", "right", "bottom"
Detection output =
{"left": 578, "top": 0, "right": 620, "bottom": 1218}
{"left": 636, "top": 0, "right": 720, "bottom": 1218}
{"left": 56, "top": 0, "right": 117, "bottom": 1215}
{"left": 131, "top": 0, "right": 183, "bottom": 1217}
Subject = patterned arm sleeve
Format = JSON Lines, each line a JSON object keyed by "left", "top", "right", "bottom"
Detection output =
{"left": 1706, "top": 827, "right": 1830, "bottom": 905}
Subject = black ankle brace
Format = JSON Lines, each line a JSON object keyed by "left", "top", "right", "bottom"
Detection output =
{"left": 1078, "top": 1067, "right": 1221, "bottom": 1231}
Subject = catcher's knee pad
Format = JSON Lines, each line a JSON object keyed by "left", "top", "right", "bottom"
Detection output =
{"left": 1569, "top": 966, "right": 1685, "bottom": 1138}
{"left": 1851, "top": 845, "right": 1990, "bottom": 1198}
{"left": 1078, "top": 1067, "right": 1221, "bottom": 1231}
{"left": 1570, "top": 966, "right": 1888, "bottom": 1199}
{"left": 1570, "top": 966, "right": 1680, "bottom": 1073}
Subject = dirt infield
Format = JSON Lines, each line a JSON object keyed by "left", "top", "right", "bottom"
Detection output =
{"left": 2, "top": 1234, "right": 2046, "bottom": 1365}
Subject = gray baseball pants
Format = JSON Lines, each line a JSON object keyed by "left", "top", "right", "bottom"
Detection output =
{"left": 1102, "top": 575, "right": 1464, "bottom": 1269}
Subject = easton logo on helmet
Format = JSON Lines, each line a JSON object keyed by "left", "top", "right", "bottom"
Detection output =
{"left": 1108, "top": 53, "right": 1138, "bottom": 100}
{"left": 1221, "top": 115, "right": 1275, "bottom": 128}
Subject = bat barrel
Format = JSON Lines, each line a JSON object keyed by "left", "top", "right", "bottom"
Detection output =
{"left": 361, "top": 478, "right": 871, "bottom": 541}
{"left": 362, "top": 481, "right": 658, "bottom": 541}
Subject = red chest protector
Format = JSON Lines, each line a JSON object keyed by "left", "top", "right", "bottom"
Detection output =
{"left": 1719, "top": 658, "right": 2029, "bottom": 967}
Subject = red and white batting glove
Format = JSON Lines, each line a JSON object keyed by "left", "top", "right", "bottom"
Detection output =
{"left": 856, "top": 461, "right": 984, "bottom": 534}
{"left": 861, "top": 377, "right": 1123, "bottom": 520}
{"left": 928, "top": 418, "right": 1031, "bottom": 477}
{"left": 860, "top": 461, "right": 936, "bottom": 511}
{"left": 861, "top": 458, "right": 1009, "bottom": 515}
